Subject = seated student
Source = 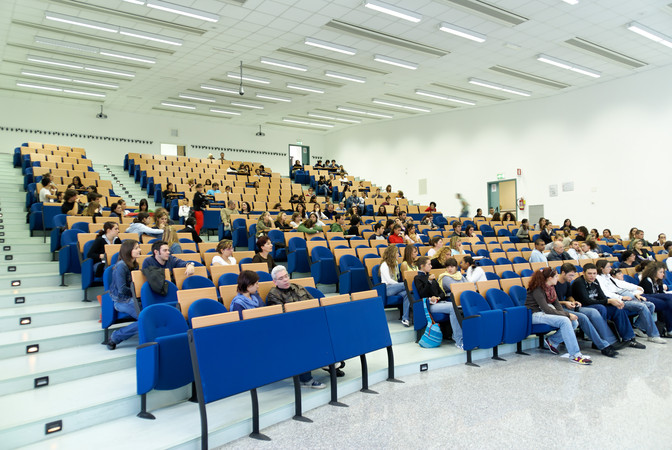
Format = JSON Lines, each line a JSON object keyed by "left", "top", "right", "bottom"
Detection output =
{"left": 449, "top": 236, "right": 465, "bottom": 256}
{"left": 425, "top": 202, "right": 437, "bottom": 213}
{"left": 571, "top": 263, "right": 645, "bottom": 349}
{"left": 450, "top": 221, "right": 464, "bottom": 237}
{"left": 555, "top": 263, "right": 619, "bottom": 357}
{"left": 380, "top": 245, "right": 410, "bottom": 327}
{"left": 230, "top": 270, "right": 264, "bottom": 318}
{"left": 525, "top": 268, "right": 592, "bottom": 364}
{"left": 460, "top": 256, "right": 487, "bottom": 283}
{"left": 400, "top": 245, "right": 418, "bottom": 275}
{"left": 438, "top": 257, "right": 467, "bottom": 294}
{"left": 71, "top": 175, "right": 85, "bottom": 192}
{"left": 345, "top": 190, "right": 364, "bottom": 215}
{"left": 220, "top": 200, "right": 239, "bottom": 236}
{"left": 656, "top": 233, "right": 667, "bottom": 248}
{"left": 322, "top": 203, "right": 336, "bottom": 220}
{"left": 106, "top": 240, "right": 142, "bottom": 350}
{"left": 547, "top": 240, "right": 573, "bottom": 261}
{"left": 163, "top": 182, "right": 179, "bottom": 202}
{"left": 239, "top": 201, "right": 252, "bottom": 217}
{"left": 372, "top": 188, "right": 383, "bottom": 199}
{"left": 256, "top": 211, "right": 275, "bottom": 237}
{"left": 566, "top": 240, "right": 583, "bottom": 260}
{"left": 491, "top": 212, "right": 501, "bottom": 221}
{"left": 618, "top": 250, "right": 637, "bottom": 268}
{"left": 311, "top": 203, "right": 328, "bottom": 221}
{"left": 297, "top": 218, "right": 322, "bottom": 235}
{"left": 178, "top": 217, "right": 202, "bottom": 244}
{"left": 601, "top": 229, "right": 620, "bottom": 244}
{"left": 376, "top": 205, "right": 388, "bottom": 217}
{"left": 638, "top": 262, "right": 672, "bottom": 337}
{"left": 381, "top": 195, "right": 392, "bottom": 206}
{"left": 162, "top": 225, "right": 182, "bottom": 255}
{"left": 421, "top": 213, "right": 437, "bottom": 230}
{"left": 206, "top": 183, "right": 221, "bottom": 196}
{"left": 347, "top": 216, "right": 360, "bottom": 236}
{"left": 83, "top": 201, "right": 102, "bottom": 219}
{"left": 327, "top": 213, "right": 345, "bottom": 234}
{"left": 295, "top": 203, "right": 308, "bottom": 220}
{"left": 274, "top": 212, "right": 292, "bottom": 230}
{"left": 502, "top": 212, "right": 515, "bottom": 222}
{"left": 575, "top": 226, "right": 589, "bottom": 242}
{"left": 539, "top": 221, "right": 555, "bottom": 245}
{"left": 211, "top": 239, "right": 236, "bottom": 266}
{"left": 309, "top": 212, "right": 326, "bottom": 229}
{"left": 154, "top": 209, "right": 170, "bottom": 229}
{"left": 38, "top": 178, "right": 57, "bottom": 203}
{"left": 631, "top": 239, "right": 654, "bottom": 263}
{"left": 109, "top": 202, "right": 124, "bottom": 218}
{"left": 589, "top": 229, "right": 600, "bottom": 241}
{"left": 427, "top": 236, "right": 444, "bottom": 257}
{"left": 632, "top": 229, "right": 653, "bottom": 248}
{"left": 431, "top": 247, "right": 451, "bottom": 270}
{"left": 370, "top": 222, "right": 387, "bottom": 241}
{"left": 666, "top": 248, "right": 672, "bottom": 272}
{"left": 251, "top": 235, "right": 276, "bottom": 272}
{"left": 404, "top": 224, "right": 422, "bottom": 245}
{"left": 388, "top": 224, "right": 404, "bottom": 244}
{"left": 142, "top": 241, "right": 195, "bottom": 274}
{"left": 414, "top": 256, "right": 464, "bottom": 350}
{"left": 562, "top": 218, "right": 577, "bottom": 231}
{"left": 137, "top": 199, "right": 153, "bottom": 214}
{"left": 289, "top": 212, "right": 302, "bottom": 229}
{"left": 516, "top": 218, "right": 531, "bottom": 243}
{"left": 126, "top": 212, "right": 164, "bottom": 239}
{"left": 595, "top": 260, "right": 665, "bottom": 344}
{"left": 87, "top": 222, "right": 122, "bottom": 277}
{"left": 580, "top": 241, "right": 601, "bottom": 259}
{"left": 61, "top": 189, "right": 82, "bottom": 215}
{"left": 529, "top": 239, "right": 548, "bottom": 263}
{"left": 474, "top": 208, "right": 485, "bottom": 218}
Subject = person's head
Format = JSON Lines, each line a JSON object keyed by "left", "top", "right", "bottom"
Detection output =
{"left": 580, "top": 241, "right": 590, "bottom": 253}
{"left": 620, "top": 250, "right": 635, "bottom": 264}
{"left": 538, "top": 217, "right": 547, "bottom": 228}
{"left": 350, "top": 216, "right": 360, "bottom": 227}
{"left": 377, "top": 205, "right": 386, "bottom": 215}
{"left": 99, "top": 221, "right": 119, "bottom": 240}
{"left": 563, "top": 219, "right": 572, "bottom": 228}
{"left": 534, "top": 238, "right": 545, "bottom": 251}
{"left": 403, "top": 244, "right": 418, "bottom": 264}
{"left": 72, "top": 176, "right": 82, "bottom": 186}
{"left": 429, "top": 236, "right": 443, "bottom": 249}
{"left": 40, "top": 177, "right": 50, "bottom": 187}
{"left": 429, "top": 201, "right": 436, "bottom": 209}
{"left": 399, "top": 210, "right": 407, "bottom": 221}
{"left": 382, "top": 245, "right": 398, "bottom": 267}
{"left": 452, "top": 221, "right": 461, "bottom": 231}
{"left": 276, "top": 212, "right": 287, "bottom": 224}
{"left": 632, "top": 239, "right": 643, "bottom": 250}
{"left": 225, "top": 185, "right": 232, "bottom": 193}
{"left": 303, "top": 218, "right": 316, "bottom": 229}
{"left": 393, "top": 224, "right": 402, "bottom": 236}
{"left": 385, "top": 185, "right": 392, "bottom": 192}
{"left": 138, "top": 199, "right": 148, "bottom": 212}
{"left": 87, "top": 192, "right": 102, "bottom": 203}
{"left": 406, "top": 223, "right": 415, "bottom": 235}
{"left": 611, "top": 268, "right": 624, "bottom": 280}
{"left": 64, "top": 189, "right": 78, "bottom": 203}
{"left": 133, "top": 211, "right": 149, "bottom": 224}
{"left": 84, "top": 201, "right": 100, "bottom": 216}
{"left": 291, "top": 212, "right": 301, "bottom": 223}
{"left": 184, "top": 217, "right": 197, "bottom": 229}
{"left": 449, "top": 235, "right": 461, "bottom": 250}
{"left": 151, "top": 241, "right": 170, "bottom": 264}
{"left": 528, "top": 267, "right": 559, "bottom": 290}
{"left": 270, "top": 266, "right": 291, "bottom": 290}
{"left": 312, "top": 203, "right": 321, "bottom": 212}
{"left": 165, "top": 182, "right": 173, "bottom": 191}
{"left": 260, "top": 211, "right": 271, "bottom": 222}
{"left": 476, "top": 208, "right": 483, "bottom": 216}
{"left": 309, "top": 212, "right": 318, "bottom": 223}
{"left": 460, "top": 255, "right": 475, "bottom": 270}
{"left": 602, "top": 229, "right": 612, "bottom": 239}
{"left": 393, "top": 205, "right": 400, "bottom": 216}
{"left": 374, "top": 222, "right": 384, "bottom": 235}
{"left": 635, "top": 229, "right": 644, "bottom": 240}
{"left": 595, "top": 259, "right": 612, "bottom": 275}
{"left": 552, "top": 241, "right": 564, "bottom": 254}
{"left": 87, "top": 185, "right": 97, "bottom": 194}
{"left": 163, "top": 225, "right": 179, "bottom": 246}
{"left": 241, "top": 201, "right": 251, "bottom": 212}
{"left": 195, "top": 183, "right": 203, "bottom": 192}
{"left": 417, "top": 256, "right": 431, "bottom": 273}
{"left": 628, "top": 227, "right": 638, "bottom": 239}
{"left": 155, "top": 211, "right": 169, "bottom": 228}
{"left": 237, "top": 270, "right": 260, "bottom": 295}
{"left": 212, "top": 182, "right": 219, "bottom": 190}
{"left": 491, "top": 212, "right": 501, "bottom": 221}
{"left": 296, "top": 203, "right": 305, "bottom": 214}
{"left": 385, "top": 195, "right": 391, "bottom": 203}
{"left": 397, "top": 190, "right": 404, "bottom": 198}
{"left": 590, "top": 228, "right": 599, "bottom": 239}
{"left": 119, "top": 239, "right": 140, "bottom": 270}
{"left": 560, "top": 262, "right": 577, "bottom": 282}
{"left": 570, "top": 240, "right": 580, "bottom": 251}
{"left": 545, "top": 221, "right": 554, "bottom": 231}
{"left": 665, "top": 242, "right": 672, "bottom": 253}
{"left": 582, "top": 263, "right": 597, "bottom": 282}
{"left": 216, "top": 239, "right": 233, "bottom": 257}
{"left": 465, "top": 224, "right": 475, "bottom": 237}
{"left": 256, "top": 235, "right": 272, "bottom": 254}
{"left": 444, "top": 257, "right": 459, "bottom": 274}
{"left": 326, "top": 203, "right": 334, "bottom": 212}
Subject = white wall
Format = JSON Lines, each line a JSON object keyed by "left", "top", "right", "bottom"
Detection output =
{"left": 0, "top": 97, "right": 324, "bottom": 176}
{"left": 323, "top": 65, "right": 672, "bottom": 239}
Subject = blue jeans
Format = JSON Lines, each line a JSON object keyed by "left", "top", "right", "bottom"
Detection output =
{"left": 584, "top": 304, "right": 635, "bottom": 341}
{"left": 429, "top": 301, "right": 463, "bottom": 347}
{"left": 623, "top": 300, "right": 659, "bottom": 337}
{"left": 532, "top": 312, "right": 580, "bottom": 356}
{"left": 563, "top": 307, "right": 616, "bottom": 349}
{"left": 644, "top": 294, "right": 672, "bottom": 329}
{"left": 111, "top": 301, "right": 138, "bottom": 344}
{"left": 299, "top": 371, "right": 313, "bottom": 383}
{"left": 387, "top": 283, "right": 409, "bottom": 321}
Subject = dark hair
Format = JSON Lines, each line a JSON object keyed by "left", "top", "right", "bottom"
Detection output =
{"left": 40, "top": 178, "right": 50, "bottom": 187}
{"left": 595, "top": 259, "right": 609, "bottom": 274}
{"left": 138, "top": 199, "right": 148, "bottom": 212}
{"left": 429, "top": 201, "right": 436, "bottom": 208}
{"left": 237, "top": 270, "right": 259, "bottom": 294}
{"left": 462, "top": 255, "right": 475, "bottom": 267}
{"left": 350, "top": 216, "right": 360, "bottom": 226}
{"left": 119, "top": 239, "right": 139, "bottom": 270}
{"left": 429, "top": 235, "right": 442, "bottom": 247}
{"left": 256, "top": 235, "right": 271, "bottom": 253}
{"left": 151, "top": 240, "right": 168, "bottom": 255}
{"left": 333, "top": 213, "right": 341, "bottom": 221}
{"left": 393, "top": 224, "right": 401, "bottom": 232}
{"left": 374, "top": 222, "right": 384, "bottom": 232}
{"left": 560, "top": 263, "right": 576, "bottom": 274}
{"left": 582, "top": 263, "right": 597, "bottom": 272}
{"left": 621, "top": 250, "right": 633, "bottom": 261}
{"left": 134, "top": 212, "right": 150, "bottom": 223}
{"left": 416, "top": 256, "right": 430, "bottom": 268}
{"left": 98, "top": 221, "right": 118, "bottom": 237}
{"left": 534, "top": 238, "right": 545, "bottom": 246}
{"left": 196, "top": 183, "right": 203, "bottom": 188}
{"left": 665, "top": 241, "right": 672, "bottom": 252}
{"left": 185, "top": 217, "right": 197, "bottom": 228}
{"left": 528, "top": 267, "right": 556, "bottom": 292}
{"left": 577, "top": 226, "right": 589, "bottom": 236}
{"left": 445, "top": 257, "right": 458, "bottom": 268}
{"left": 63, "top": 189, "right": 78, "bottom": 202}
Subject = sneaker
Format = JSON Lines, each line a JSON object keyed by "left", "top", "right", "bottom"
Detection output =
{"left": 570, "top": 354, "right": 593, "bottom": 365}
{"left": 401, "top": 319, "right": 410, "bottom": 327}
{"left": 106, "top": 339, "right": 117, "bottom": 350}
{"left": 455, "top": 343, "right": 464, "bottom": 351}
{"left": 301, "top": 380, "right": 326, "bottom": 389}
{"left": 600, "top": 345, "right": 619, "bottom": 357}
{"left": 544, "top": 337, "right": 559, "bottom": 355}
{"left": 648, "top": 336, "right": 667, "bottom": 344}
{"left": 628, "top": 339, "right": 646, "bottom": 349}
{"left": 633, "top": 328, "right": 647, "bottom": 338}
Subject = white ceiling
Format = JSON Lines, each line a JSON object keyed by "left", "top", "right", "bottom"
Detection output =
{"left": 1, "top": 0, "right": 671, "bottom": 132}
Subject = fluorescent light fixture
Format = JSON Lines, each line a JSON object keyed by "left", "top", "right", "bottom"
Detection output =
{"left": 146, "top": 0, "right": 219, "bottom": 22}
{"left": 122, "top": 0, "right": 145, "bottom": 4}
{"left": 17, "top": 82, "right": 63, "bottom": 92}
{"left": 45, "top": 11, "right": 119, "bottom": 33}
{"left": 373, "top": 54, "right": 418, "bottom": 70}
{"left": 256, "top": 93, "right": 292, "bottom": 102}
{"left": 226, "top": 72, "right": 271, "bottom": 84}
{"left": 415, "top": 89, "right": 476, "bottom": 105}
{"left": 372, "top": 98, "right": 430, "bottom": 112}
{"left": 119, "top": 28, "right": 183, "bottom": 46}
{"left": 63, "top": 89, "right": 106, "bottom": 98}
{"left": 562, "top": 0, "right": 579, "bottom": 4}
{"left": 364, "top": 0, "right": 422, "bottom": 23}
{"left": 72, "top": 78, "right": 119, "bottom": 88}
{"left": 308, "top": 113, "right": 361, "bottom": 123}
{"left": 84, "top": 65, "right": 135, "bottom": 77}
{"left": 439, "top": 23, "right": 486, "bottom": 43}
{"left": 34, "top": 36, "right": 98, "bottom": 53}
{"left": 286, "top": 83, "right": 325, "bottom": 93}
{"left": 99, "top": 50, "right": 156, "bottom": 64}
{"left": 627, "top": 22, "right": 672, "bottom": 49}
{"left": 161, "top": 101, "right": 196, "bottom": 109}
{"left": 324, "top": 70, "right": 366, "bottom": 83}
{"left": 21, "top": 70, "right": 70, "bottom": 82}
{"left": 231, "top": 101, "right": 264, "bottom": 109}
{"left": 337, "top": 106, "right": 393, "bottom": 118}
{"left": 210, "top": 108, "right": 241, "bottom": 115}
{"left": 304, "top": 37, "right": 356, "bottom": 55}
{"left": 537, "top": 54, "right": 601, "bottom": 78}
{"left": 260, "top": 57, "right": 307, "bottom": 72}
{"left": 282, "top": 118, "right": 334, "bottom": 128}
{"left": 200, "top": 84, "right": 239, "bottom": 94}
{"left": 468, "top": 78, "right": 531, "bottom": 97}
{"left": 179, "top": 93, "right": 216, "bottom": 102}
{"left": 27, "top": 55, "right": 83, "bottom": 69}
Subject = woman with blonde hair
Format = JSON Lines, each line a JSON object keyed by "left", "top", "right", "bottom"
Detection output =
{"left": 449, "top": 235, "right": 465, "bottom": 256}
{"left": 83, "top": 201, "right": 102, "bottom": 218}
{"left": 162, "top": 225, "right": 182, "bottom": 254}
{"left": 211, "top": 240, "right": 236, "bottom": 266}
{"left": 431, "top": 247, "right": 452, "bottom": 269}
{"left": 380, "top": 245, "right": 410, "bottom": 326}
{"left": 400, "top": 244, "right": 418, "bottom": 275}
{"left": 256, "top": 211, "right": 274, "bottom": 237}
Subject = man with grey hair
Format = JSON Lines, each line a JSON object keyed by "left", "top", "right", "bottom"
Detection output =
{"left": 547, "top": 240, "right": 573, "bottom": 261}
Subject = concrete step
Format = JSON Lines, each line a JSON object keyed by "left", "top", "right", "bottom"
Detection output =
{"left": 0, "top": 261, "right": 59, "bottom": 274}
{"left": 0, "top": 301, "right": 100, "bottom": 332}
{"left": 0, "top": 250, "right": 54, "bottom": 263}
{"left": 0, "top": 285, "right": 88, "bottom": 308}
{"left": 0, "top": 272, "right": 79, "bottom": 290}
{"left": 0, "top": 341, "right": 135, "bottom": 396}
{"left": 0, "top": 242, "right": 52, "bottom": 254}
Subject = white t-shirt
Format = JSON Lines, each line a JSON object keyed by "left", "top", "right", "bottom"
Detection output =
{"left": 466, "top": 266, "right": 487, "bottom": 283}
{"left": 212, "top": 255, "right": 236, "bottom": 266}
{"left": 427, "top": 248, "right": 437, "bottom": 257}
{"left": 39, "top": 187, "right": 52, "bottom": 203}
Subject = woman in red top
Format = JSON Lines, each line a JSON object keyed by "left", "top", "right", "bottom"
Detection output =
{"left": 388, "top": 224, "right": 404, "bottom": 244}
{"left": 425, "top": 201, "right": 437, "bottom": 212}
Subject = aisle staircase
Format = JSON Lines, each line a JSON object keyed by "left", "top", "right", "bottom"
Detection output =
{"left": 92, "top": 163, "right": 150, "bottom": 207}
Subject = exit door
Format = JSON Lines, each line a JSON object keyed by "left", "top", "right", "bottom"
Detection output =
{"left": 487, "top": 179, "right": 517, "bottom": 218}
{"left": 288, "top": 144, "right": 310, "bottom": 171}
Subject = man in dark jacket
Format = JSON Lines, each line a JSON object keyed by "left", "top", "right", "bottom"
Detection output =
{"left": 547, "top": 241, "right": 573, "bottom": 261}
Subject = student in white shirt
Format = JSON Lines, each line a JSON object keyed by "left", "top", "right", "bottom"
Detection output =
{"left": 460, "top": 256, "right": 487, "bottom": 283}
{"left": 427, "top": 236, "right": 444, "bottom": 257}
{"left": 38, "top": 178, "right": 57, "bottom": 203}
{"left": 380, "top": 245, "right": 410, "bottom": 327}
{"left": 211, "top": 239, "right": 236, "bottom": 266}
{"left": 529, "top": 239, "right": 548, "bottom": 263}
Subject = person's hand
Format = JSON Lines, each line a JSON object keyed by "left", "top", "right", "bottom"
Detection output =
{"left": 99, "top": 254, "right": 105, "bottom": 261}
{"left": 622, "top": 296, "right": 632, "bottom": 301}
{"left": 608, "top": 298, "right": 624, "bottom": 309}
{"left": 638, "top": 295, "right": 646, "bottom": 301}
{"left": 574, "top": 301, "right": 582, "bottom": 307}
{"left": 429, "top": 296, "right": 439, "bottom": 304}
{"left": 185, "top": 263, "right": 195, "bottom": 276}
{"left": 569, "top": 313, "right": 578, "bottom": 321}
{"left": 428, "top": 273, "right": 436, "bottom": 281}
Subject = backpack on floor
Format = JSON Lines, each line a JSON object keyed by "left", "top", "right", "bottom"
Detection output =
{"left": 418, "top": 298, "right": 443, "bottom": 348}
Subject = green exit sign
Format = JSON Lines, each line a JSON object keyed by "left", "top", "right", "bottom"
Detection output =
{"left": 497, "top": 173, "right": 504, "bottom": 180}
